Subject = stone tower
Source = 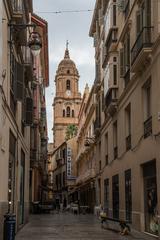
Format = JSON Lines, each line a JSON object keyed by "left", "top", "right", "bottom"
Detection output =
{"left": 53, "top": 45, "right": 82, "bottom": 148}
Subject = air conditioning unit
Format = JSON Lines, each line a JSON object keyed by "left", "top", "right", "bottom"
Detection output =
{"left": 117, "top": 0, "right": 125, "bottom": 12}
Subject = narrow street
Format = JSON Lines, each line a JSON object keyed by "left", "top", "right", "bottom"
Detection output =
{"left": 15, "top": 213, "right": 156, "bottom": 240}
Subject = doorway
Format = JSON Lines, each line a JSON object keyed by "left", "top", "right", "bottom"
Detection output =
{"left": 143, "top": 160, "right": 158, "bottom": 236}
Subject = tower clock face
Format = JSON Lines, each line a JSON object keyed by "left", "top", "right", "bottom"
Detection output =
{"left": 66, "top": 90, "right": 71, "bottom": 96}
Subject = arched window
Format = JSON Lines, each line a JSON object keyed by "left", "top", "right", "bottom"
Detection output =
{"left": 67, "top": 70, "right": 70, "bottom": 74}
{"left": 63, "top": 109, "right": 65, "bottom": 117}
{"left": 72, "top": 110, "right": 74, "bottom": 117}
{"left": 66, "top": 107, "right": 70, "bottom": 117}
{"left": 66, "top": 80, "right": 70, "bottom": 90}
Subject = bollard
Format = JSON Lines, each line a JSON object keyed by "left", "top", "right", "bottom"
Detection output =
{"left": 3, "top": 214, "right": 16, "bottom": 240}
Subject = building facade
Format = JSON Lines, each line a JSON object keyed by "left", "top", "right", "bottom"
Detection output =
{"left": 52, "top": 138, "right": 77, "bottom": 206}
{"left": 90, "top": 0, "right": 160, "bottom": 236}
{"left": 0, "top": 0, "right": 49, "bottom": 238}
{"left": 75, "top": 86, "right": 97, "bottom": 213}
{"left": 53, "top": 46, "right": 82, "bottom": 148}
{"left": 29, "top": 13, "right": 49, "bottom": 207}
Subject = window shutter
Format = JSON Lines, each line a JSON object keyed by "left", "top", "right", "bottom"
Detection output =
{"left": 136, "top": 10, "right": 142, "bottom": 36}
{"left": 16, "top": 62, "right": 24, "bottom": 101}
{"left": 120, "top": 48, "right": 124, "bottom": 77}
{"left": 25, "top": 97, "right": 33, "bottom": 125}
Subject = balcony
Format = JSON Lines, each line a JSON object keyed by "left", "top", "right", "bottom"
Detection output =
{"left": 84, "top": 136, "right": 95, "bottom": 147}
{"left": 76, "top": 168, "right": 96, "bottom": 185}
{"left": 102, "top": 29, "right": 118, "bottom": 68}
{"left": 144, "top": 116, "right": 152, "bottom": 138}
{"left": 131, "top": 27, "right": 153, "bottom": 72}
{"left": 126, "top": 135, "right": 131, "bottom": 151}
{"left": 105, "top": 88, "right": 118, "bottom": 117}
{"left": 94, "top": 119, "right": 101, "bottom": 136}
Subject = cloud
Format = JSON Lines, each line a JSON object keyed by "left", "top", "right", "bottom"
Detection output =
{"left": 33, "top": 0, "right": 96, "bottom": 142}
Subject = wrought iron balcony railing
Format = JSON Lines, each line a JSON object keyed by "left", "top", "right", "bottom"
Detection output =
{"left": 144, "top": 116, "right": 152, "bottom": 138}
{"left": 131, "top": 27, "right": 153, "bottom": 65}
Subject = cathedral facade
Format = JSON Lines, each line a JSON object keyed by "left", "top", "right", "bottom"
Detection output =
{"left": 53, "top": 46, "right": 82, "bottom": 148}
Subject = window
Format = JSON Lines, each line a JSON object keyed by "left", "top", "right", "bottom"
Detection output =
{"left": 99, "top": 141, "right": 101, "bottom": 170}
{"left": 112, "top": 174, "right": 119, "bottom": 219}
{"left": 66, "top": 107, "right": 70, "bottom": 117}
{"left": 66, "top": 80, "right": 70, "bottom": 90}
{"left": 62, "top": 149, "right": 66, "bottom": 163}
{"left": 120, "top": 33, "right": 130, "bottom": 87}
{"left": 125, "top": 103, "right": 131, "bottom": 151}
{"left": 143, "top": 78, "right": 152, "bottom": 138}
{"left": 63, "top": 109, "right": 65, "bottom": 117}
{"left": 104, "top": 179, "right": 109, "bottom": 214}
{"left": 125, "top": 169, "right": 132, "bottom": 222}
{"left": 113, "top": 65, "right": 117, "bottom": 85}
{"left": 113, "top": 121, "right": 118, "bottom": 159}
{"left": 143, "top": 78, "right": 151, "bottom": 120}
{"left": 72, "top": 110, "right": 74, "bottom": 117}
{"left": 113, "top": 3, "right": 116, "bottom": 26}
{"left": 63, "top": 171, "right": 65, "bottom": 187}
{"left": 67, "top": 70, "right": 70, "bottom": 74}
{"left": 105, "top": 133, "right": 108, "bottom": 165}
{"left": 56, "top": 175, "right": 58, "bottom": 190}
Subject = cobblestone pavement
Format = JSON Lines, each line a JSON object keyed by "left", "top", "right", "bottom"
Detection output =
{"left": 15, "top": 213, "right": 157, "bottom": 240}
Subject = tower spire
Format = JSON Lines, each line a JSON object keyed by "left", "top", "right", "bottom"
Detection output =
{"left": 64, "top": 40, "right": 70, "bottom": 59}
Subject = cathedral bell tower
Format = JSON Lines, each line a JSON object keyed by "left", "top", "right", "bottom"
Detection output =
{"left": 53, "top": 44, "right": 82, "bottom": 148}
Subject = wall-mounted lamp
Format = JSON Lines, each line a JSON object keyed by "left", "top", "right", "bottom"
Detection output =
{"left": 28, "top": 32, "right": 42, "bottom": 57}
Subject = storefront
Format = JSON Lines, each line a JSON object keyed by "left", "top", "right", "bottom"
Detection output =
{"left": 143, "top": 160, "right": 159, "bottom": 236}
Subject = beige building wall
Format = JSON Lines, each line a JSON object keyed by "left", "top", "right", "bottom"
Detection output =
{"left": 0, "top": 1, "right": 35, "bottom": 238}
{"left": 90, "top": 0, "right": 160, "bottom": 235}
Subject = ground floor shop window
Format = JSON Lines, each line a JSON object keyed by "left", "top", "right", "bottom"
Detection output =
{"left": 143, "top": 160, "right": 159, "bottom": 236}
{"left": 112, "top": 174, "right": 119, "bottom": 219}
{"left": 125, "top": 169, "right": 132, "bottom": 222}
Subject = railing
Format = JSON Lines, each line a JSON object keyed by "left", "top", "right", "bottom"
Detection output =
{"left": 126, "top": 134, "right": 131, "bottom": 151}
{"left": 144, "top": 116, "right": 152, "bottom": 138}
{"left": 124, "top": 69, "right": 130, "bottom": 88}
{"left": 131, "top": 27, "right": 153, "bottom": 64}
{"left": 114, "top": 146, "right": 118, "bottom": 160}
{"left": 102, "top": 29, "right": 117, "bottom": 68}
{"left": 11, "top": 0, "right": 23, "bottom": 13}
{"left": 105, "top": 88, "right": 117, "bottom": 109}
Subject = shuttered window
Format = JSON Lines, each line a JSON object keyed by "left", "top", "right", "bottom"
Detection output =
{"left": 120, "top": 48, "right": 124, "bottom": 77}
{"left": 136, "top": 11, "right": 142, "bottom": 36}
{"left": 16, "top": 62, "right": 24, "bottom": 101}
{"left": 25, "top": 97, "right": 33, "bottom": 125}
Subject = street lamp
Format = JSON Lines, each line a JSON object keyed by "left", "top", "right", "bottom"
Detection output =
{"left": 28, "top": 32, "right": 42, "bottom": 57}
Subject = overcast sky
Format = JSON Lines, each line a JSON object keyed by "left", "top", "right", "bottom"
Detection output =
{"left": 33, "top": 0, "right": 95, "bottom": 142}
